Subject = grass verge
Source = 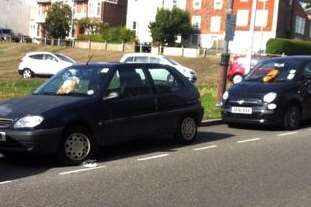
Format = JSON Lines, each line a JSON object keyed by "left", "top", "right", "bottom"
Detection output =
{"left": 0, "top": 80, "right": 220, "bottom": 120}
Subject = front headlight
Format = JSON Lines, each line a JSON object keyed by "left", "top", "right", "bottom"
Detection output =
{"left": 223, "top": 91, "right": 229, "bottom": 100}
{"left": 263, "top": 92, "right": 277, "bottom": 103}
{"left": 14, "top": 115, "right": 44, "bottom": 128}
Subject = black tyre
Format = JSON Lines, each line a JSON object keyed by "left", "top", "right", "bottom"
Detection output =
{"left": 227, "top": 123, "right": 240, "bottom": 128}
{"left": 175, "top": 116, "right": 198, "bottom": 145}
{"left": 22, "top": 69, "right": 33, "bottom": 79}
{"left": 58, "top": 127, "right": 95, "bottom": 165}
{"left": 283, "top": 104, "right": 301, "bottom": 130}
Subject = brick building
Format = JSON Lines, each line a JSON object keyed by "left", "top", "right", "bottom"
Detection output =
{"left": 30, "top": 0, "right": 127, "bottom": 39}
{"left": 186, "top": 0, "right": 311, "bottom": 54}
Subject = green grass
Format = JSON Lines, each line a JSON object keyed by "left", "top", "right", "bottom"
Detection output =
{"left": 0, "top": 79, "right": 220, "bottom": 120}
{"left": 0, "top": 79, "right": 44, "bottom": 100}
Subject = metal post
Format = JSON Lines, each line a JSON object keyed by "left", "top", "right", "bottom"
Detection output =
{"left": 246, "top": 0, "right": 258, "bottom": 72}
{"left": 217, "top": 0, "right": 234, "bottom": 104}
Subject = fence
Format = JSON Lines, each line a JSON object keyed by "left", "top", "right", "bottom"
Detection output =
{"left": 75, "top": 41, "right": 135, "bottom": 53}
{"left": 151, "top": 46, "right": 221, "bottom": 58}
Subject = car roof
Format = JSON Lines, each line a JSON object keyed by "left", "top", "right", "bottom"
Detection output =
{"left": 26, "top": 51, "right": 55, "bottom": 56}
{"left": 122, "top": 53, "right": 165, "bottom": 58}
{"left": 266, "top": 55, "right": 311, "bottom": 62}
{"left": 70, "top": 62, "right": 173, "bottom": 69}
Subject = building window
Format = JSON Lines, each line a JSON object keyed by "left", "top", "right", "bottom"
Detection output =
{"left": 295, "top": 16, "right": 306, "bottom": 35}
{"left": 132, "top": 21, "right": 137, "bottom": 30}
{"left": 192, "top": 16, "right": 201, "bottom": 29}
{"left": 210, "top": 16, "right": 221, "bottom": 32}
{"left": 97, "top": 1, "right": 101, "bottom": 16}
{"left": 173, "top": 0, "right": 177, "bottom": 7}
{"left": 236, "top": 10, "right": 249, "bottom": 26}
{"left": 214, "top": 0, "right": 223, "bottom": 10}
{"left": 193, "top": 0, "right": 201, "bottom": 10}
{"left": 255, "top": 10, "right": 268, "bottom": 27}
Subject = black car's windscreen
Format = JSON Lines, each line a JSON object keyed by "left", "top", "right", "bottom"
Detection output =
{"left": 34, "top": 67, "right": 110, "bottom": 96}
{"left": 244, "top": 59, "right": 303, "bottom": 83}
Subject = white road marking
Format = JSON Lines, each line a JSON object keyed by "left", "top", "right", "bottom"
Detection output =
{"left": 137, "top": 153, "right": 169, "bottom": 161}
{"left": 237, "top": 138, "right": 261, "bottom": 143}
{"left": 193, "top": 145, "right": 217, "bottom": 151}
{"left": 277, "top": 132, "right": 298, "bottom": 137}
{"left": 0, "top": 180, "right": 13, "bottom": 185}
{"left": 59, "top": 165, "right": 106, "bottom": 175}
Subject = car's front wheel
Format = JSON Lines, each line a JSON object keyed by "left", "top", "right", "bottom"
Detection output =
{"left": 58, "top": 127, "right": 95, "bottom": 165}
{"left": 22, "top": 69, "right": 33, "bottom": 79}
{"left": 175, "top": 116, "right": 198, "bottom": 144}
{"left": 283, "top": 104, "right": 301, "bottom": 130}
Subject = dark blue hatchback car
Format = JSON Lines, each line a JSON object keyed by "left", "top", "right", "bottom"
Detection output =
{"left": 0, "top": 63, "right": 203, "bottom": 164}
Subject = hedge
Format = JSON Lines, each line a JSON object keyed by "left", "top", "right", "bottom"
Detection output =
{"left": 77, "top": 27, "right": 135, "bottom": 43}
{"left": 266, "top": 38, "right": 311, "bottom": 55}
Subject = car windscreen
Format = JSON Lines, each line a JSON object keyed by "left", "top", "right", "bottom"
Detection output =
{"left": 244, "top": 59, "right": 303, "bottom": 83}
{"left": 34, "top": 66, "right": 110, "bottom": 97}
{"left": 163, "top": 57, "right": 178, "bottom": 66}
{"left": 55, "top": 54, "right": 75, "bottom": 63}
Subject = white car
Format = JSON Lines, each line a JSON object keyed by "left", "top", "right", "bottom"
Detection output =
{"left": 120, "top": 53, "right": 197, "bottom": 83}
{"left": 18, "top": 52, "right": 76, "bottom": 79}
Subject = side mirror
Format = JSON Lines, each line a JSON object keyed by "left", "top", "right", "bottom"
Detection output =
{"left": 103, "top": 92, "right": 119, "bottom": 100}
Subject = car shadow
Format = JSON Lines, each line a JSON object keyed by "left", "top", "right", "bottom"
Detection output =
{"left": 0, "top": 130, "right": 233, "bottom": 182}
{"left": 95, "top": 131, "right": 234, "bottom": 163}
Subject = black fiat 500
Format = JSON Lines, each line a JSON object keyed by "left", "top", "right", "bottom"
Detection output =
{"left": 0, "top": 63, "right": 203, "bottom": 164}
{"left": 222, "top": 56, "right": 311, "bottom": 130}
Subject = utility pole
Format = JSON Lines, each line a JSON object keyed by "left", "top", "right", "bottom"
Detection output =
{"left": 246, "top": 0, "right": 258, "bottom": 73}
{"left": 217, "top": 0, "right": 235, "bottom": 104}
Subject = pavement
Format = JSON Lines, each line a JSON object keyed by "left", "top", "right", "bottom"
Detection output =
{"left": 1, "top": 124, "right": 311, "bottom": 207}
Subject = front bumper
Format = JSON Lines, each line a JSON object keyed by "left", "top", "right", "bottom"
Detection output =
{"left": 0, "top": 127, "right": 63, "bottom": 155}
{"left": 222, "top": 106, "right": 282, "bottom": 126}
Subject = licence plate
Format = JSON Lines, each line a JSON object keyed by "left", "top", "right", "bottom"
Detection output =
{"left": 0, "top": 132, "right": 6, "bottom": 142}
{"left": 231, "top": 107, "right": 253, "bottom": 114}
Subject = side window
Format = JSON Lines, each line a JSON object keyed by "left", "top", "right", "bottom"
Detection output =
{"left": 148, "top": 67, "right": 184, "bottom": 94}
{"left": 150, "top": 57, "right": 161, "bottom": 64}
{"left": 134, "top": 56, "right": 149, "bottom": 63}
{"left": 30, "top": 54, "right": 44, "bottom": 60}
{"left": 303, "top": 63, "right": 311, "bottom": 79}
{"left": 44, "top": 54, "right": 58, "bottom": 62}
{"left": 107, "top": 67, "right": 151, "bottom": 98}
{"left": 124, "top": 56, "right": 134, "bottom": 63}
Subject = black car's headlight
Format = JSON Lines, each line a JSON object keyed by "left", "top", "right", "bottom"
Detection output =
{"left": 14, "top": 115, "right": 44, "bottom": 128}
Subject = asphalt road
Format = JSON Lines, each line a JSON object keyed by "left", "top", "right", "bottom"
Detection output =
{"left": 1, "top": 124, "right": 311, "bottom": 207}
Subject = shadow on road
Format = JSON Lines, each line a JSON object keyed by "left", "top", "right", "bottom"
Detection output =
{"left": 0, "top": 130, "right": 233, "bottom": 182}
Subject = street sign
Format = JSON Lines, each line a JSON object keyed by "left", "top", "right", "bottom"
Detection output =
{"left": 225, "top": 14, "right": 236, "bottom": 41}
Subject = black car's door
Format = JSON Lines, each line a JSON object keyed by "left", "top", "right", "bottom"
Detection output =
{"left": 300, "top": 63, "right": 311, "bottom": 119}
{"left": 145, "top": 65, "right": 190, "bottom": 134}
{"left": 100, "top": 65, "right": 157, "bottom": 145}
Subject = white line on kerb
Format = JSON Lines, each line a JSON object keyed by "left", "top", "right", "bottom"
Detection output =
{"left": 0, "top": 180, "right": 13, "bottom": 185}
{"left": 59, "top": 165, "right": 106, "bottom": 175}
{"left": 137, "top": 153, "right": 169, "bottom": 161}
{"left": 237, "top": 138, "right": 261, "bottom": 143}
{"left": 193, "top": 145, "right": 217, "bottom": 151}
{"left": 278, "top": 132, "right": 298, "bottom": 137}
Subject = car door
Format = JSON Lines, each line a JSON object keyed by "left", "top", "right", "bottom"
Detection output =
{"left": 43, "top": 54, "right": 60, "bottom": 75}
{"left": 146, "top": 65, "right": 189, "bottom": 134}
{"left": 101, "top": 65, "right": 157, "bottom": 144}
{"left": 28, "top": 54, "right": 45, "bottom": 74}
{"left": 300, "top": 63, "right": 311, "bottom": 119}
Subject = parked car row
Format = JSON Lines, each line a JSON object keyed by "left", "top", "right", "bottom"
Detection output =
{"left": 3, "top": 52, "right": 311, "bottom": 165}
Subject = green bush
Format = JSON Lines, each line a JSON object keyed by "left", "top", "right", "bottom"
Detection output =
{"left": 266, "top": 38, "right": 311, "bottom": 55}
{"left": 77, "top": 27, "right": 135, "bottom": 43}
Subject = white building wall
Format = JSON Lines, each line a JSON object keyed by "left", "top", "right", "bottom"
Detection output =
{"left": 126, "top": 0, "right": 186, "bottom": 43}
{"left": 0, "top": 0, "right": 32, "bottom": 34}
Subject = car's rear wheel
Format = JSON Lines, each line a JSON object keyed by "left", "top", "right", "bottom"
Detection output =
{"left": 232, "top": 74, "right": 243, "bottom": 84}
{"left": 175, "top": 116, "right": 198, "bottom": 144}
{"left": 58, "top": 127, "right": 95, "bottom": 165}
{"left": 283, "top": 104, "right": 301, "bottom": 130}
{"left": 22, "top": 69, "right": 33, "bottom": 79}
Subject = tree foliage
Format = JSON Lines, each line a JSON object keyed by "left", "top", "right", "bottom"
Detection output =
{"left": 44, "top": 2, "right": 72, "bottom": 39}
{"left": 76, "top": 17, "right": 109, "bottom": 35}
{"left": 149, "top": 8, "right": 193, "bottom": 46}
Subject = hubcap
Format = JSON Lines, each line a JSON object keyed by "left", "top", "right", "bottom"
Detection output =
{"left": 289, "top": 108, "right": 299, "bottom": 128}
{"left": 23, "top": 70, "right": 31, "bottom": 79}
{"left": 64, "top": 133, "right": 91, "bottom": 161}
{"left": 181, "top": 117, "right": 196, "bottom": 140}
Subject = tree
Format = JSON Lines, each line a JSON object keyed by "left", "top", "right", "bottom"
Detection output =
{"left": 44, "top": 2, "right": 72, "bottom": 39}
{"left": 76, "top": 17, "right": 109, "bottom": 35}
{"left": 149, "top": 8, "right": 193, "bottom": 46}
